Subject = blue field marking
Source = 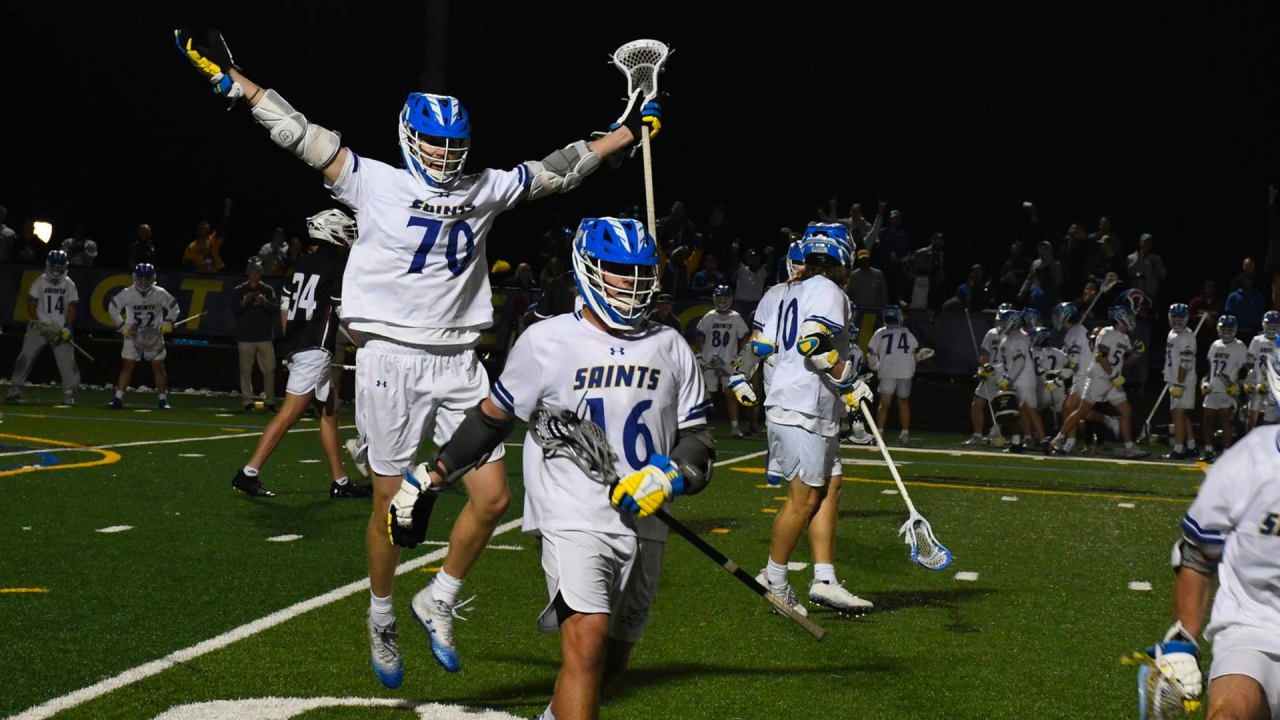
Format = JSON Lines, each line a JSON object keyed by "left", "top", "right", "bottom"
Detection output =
{"left": 6, "top": 412, "right": 266, "bottom": 431}
{"left": 1, "top": 448, "right": 62, "bottom": 473}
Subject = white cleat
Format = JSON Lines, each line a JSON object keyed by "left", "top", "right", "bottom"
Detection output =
{"left": 346, "top": 438, "right": 369, "bottom": 478}
{"left": 755, "top": 570, "right": 808, "bottom": 618}
{"left": 808, "top": 579, "right": 874, "bottom": 612}
{"left": 898, "top": 432, "right": 910, "bottom": 445}
{"left": 961, "top": 435, "right": 985, "bottom": 446}
{"left": 366, "top": 616, "right": 403, "bottom": 689}
{"left": 410, "top": 583, "right": 467, "bottom": 673}
{"left": 62, "top": 393, "right": 74, "bottom": 406}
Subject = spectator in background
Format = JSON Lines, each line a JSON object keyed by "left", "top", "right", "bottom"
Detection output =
{"left": 656, "top": 200, "right": 697, "bottom": 249}
{"left": 817, "top": 199, "right": 872, "bottom": 239}
{"left": 690, "top": 254, "right": 726, "bottom": 298}
{"left": 1088, "top": 235, "right": 1126, "bottom": 288}
{"left": 1189, "top": 280, "right": 1224, "bottom": 327}
{"left": 727, "top": 243, "right": 772, "bottom": 315}
{"left": 0, "top": 205, "right": 16, "bottom": 262}
{"left": 702, "top": 205, "right": 736, "bottom": 257}
{"left": 847, "top": 248, "right": 888, "bottom": 309}
{"left": 1014, "top": 201, "right": 1052, "bottom": 249}
{"left": 1075, "top": 280, "right": 1103, "bottom": 321}
{"left": 651, "top": 293, "right": 682, "bottom": 333}
{"left": 506, "top": 262, "right": 537, "bottom": 328}
{"left": 998, "top": 241, "right": 1030, "bottom": 304}
{"left": 1021, "top": 240, "right": 1063, "bottom": 301}
{"left": 538, "top": 213, "right": 573, "bottom": 265}
{"left": 1231, "top": 256, "right": 1258, "bottom": 293}
{"left": 257, "top": 228, "right": 291, "bottom": 277}
{"left": 1088, "top": 215, "right": 1124, "bottom": 258}
{"left": 875, "top": 209, "right": 911, "bottom": 298}
{"left": 909, "top": 232, "right": 947, "bottom": 310}
{"left": 1058, "top": 223, "right": 1092, "bottom": 298}
{"left": 15, "top": 223, "right": 40, "bottom": 262}
{"left": 538, "top": 256, "right": 565, "bottom": 288}
{"left": 1226, "top": 274, "right": 1265, "bottom": 336}
{"left": 61, "top": 224, "right": 99, "bottom": 267}
{"left": 231, "top": 258, "right": 278, "bottom": 412}
{"left": 959, "top": 264, "right": 991, "bottom": 310}
{"left": 285, "top": 237, "right": 304, "bottom": 275}
{"left": 184, "top": 199, "right": 232, "bottom": 274}
{"left": 1126, "top": 233, "right": 1167, "bottom": 300}
{"left": 662, "top": 245, "right": 701, "bottom": 300}
{"left": 129, "top": 224, "right": 158, "bottom": 268}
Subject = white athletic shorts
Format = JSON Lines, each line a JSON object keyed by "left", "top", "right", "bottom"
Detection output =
{"left": 354, "top": 338, "right": 505, "bottom": 477}
{"left": 1208, "top": 626, "right": 1280, "bottom": 719}
{"left": 974, "top": 376, "right": 998, "bottom": 401}
{"left": 1203, "top": 391, "right": 1236, "bottom": 411}
{"left": 1070, "top": 376, "right": 1087, "bottom": 399}
{"left": 702, "top": 368, "right": 727, "bottom": 392}
{"left": 1035, "top": 383, "right": 1066, "bottom": 413}
{"left": 1082, "top": 376, "right": 1127, "bottom": 406}
{"left": 537, "top": 529, "right": 665, "bottom": 643}
{"left": 285, "top": 348, "right": 332, "bottom": 402}
{"left": 878, "top": 377, "right": 912, "bottom": 399}
{"left": 766, "top": 421, "right": 840, "bottom": 488}
{"left": 1012, "top": 379, "right": 1037, "bottom": 408}
{"left": 1169, "top": 387, "right": 1195, "bottom": 411}
{"left": 122, "top": 338, "right": 165, "bottom": 362}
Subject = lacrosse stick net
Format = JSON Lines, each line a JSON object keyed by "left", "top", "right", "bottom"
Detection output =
{"left": 1121, "top": 649, "right": 1202, "bottom": 720}
{"left": 134, "top": 326, "right": 163, "bottom": 353}
{"left": 530, "top": 407, "right": 620, "bottom": 485}
{"left": 612, "top": 39, "right": 670, "bottom": 101}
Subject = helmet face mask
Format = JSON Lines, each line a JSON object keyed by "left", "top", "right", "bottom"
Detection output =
{"left": 1168, "top": 303, "right": 1190, "bottom": 333}
{"left": 46, "top": 250, "right": 69, "bottom": 281}
{"left": 713, "top": 285, "right": 733, "bottom": 311}
{"left": 1218, "top": 315, "right": 1238, "bottom": 343}
{"left": 995, "top": 307, "right": 1020, "bottom": 335}
{"left": 306, "top": 209, "right": 358, "bottom": 248}
{"left": 1110, "top": 305, "right": 1136, "bottom": 332}
{"left": 1264, "top": 311, "right": 1280, "bottom": 339}
{"left": 571, "top": 218, "right": 659, "bottom": 331}
{"left": 1030, "top": 326, "right": 1050, "bottom": 349}
{"left": 1051, "top": 302, "right": 1077, "bottom": 331}
{"left": 785, "top": 241, "right": 806, "bottom": 280}
{"left": 134, "top": 263, "right": 156, "bottom": 293}
{"left": 399, "top": 93, "right": 471, "bottom": 190}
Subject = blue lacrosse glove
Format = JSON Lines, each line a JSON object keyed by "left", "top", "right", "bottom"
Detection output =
{"left": 174, "top": 29, "right": 243, "bottom": 100}
{"left": 611, "top": 454, "right": 683, "bottom": 517}
{"left": 612, "top": 89, "right": 663, "bottom": 144}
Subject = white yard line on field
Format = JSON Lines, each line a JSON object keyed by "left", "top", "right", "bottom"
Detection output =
{"left": 840, "top": 443, "right": 1184, "bottom": 467}
{"left": 0, "top": 426, "right": 358, "bottom": 459}
{"left": 6, "top": 449, "right": 768, "bottom": 720}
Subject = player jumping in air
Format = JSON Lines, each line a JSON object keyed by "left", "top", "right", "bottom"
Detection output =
{"left": 230, "top": 209, "right": 371, "bottom": 500}
{"left": 107, "top": 263, "right": 180, "bottom": 410}
{"left": 693, "top": 284, "right": 749, "bottom": 437}
{"left": 7, "top": 250, "right": 80, "bottom": 406}
{"left": 176, "top": 29, "right": 660, "bottom": 687}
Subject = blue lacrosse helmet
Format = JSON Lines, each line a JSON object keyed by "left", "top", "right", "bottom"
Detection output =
{"left": 883, "top": 304, "right": 902, "bottom": 326}
{"left": 1264, "top": 310, "right": 1280, "bottom": 339}
{"left": 995, "top": 306, "right": 1021, "bottom": 335}
{"left": 571, "top": 217, "right": 659, "bottom": 331}
{"left": 785, "top": 240, "right": 806, "bottom": 279}
{"left": 46, "top": 249, "right": 69, "bottom": 281}
{"left": 713, "top": 284, "right": 733, "bottom": 311}
{"left": 134, "top": 262, "right": 156, "bottom": 292}
{"left": 802, "top": 222, "right": 853, "bottom": 266}
{"left": 399, "top": 93, "right": 471, "bottom": 190}
{"left": 1030, "top": 326, "right": 1051, "bottom": 349}
{"left": 1266, "top": 333, "right": 1280, "bottom": 410}
{"left": 1051, "top": 301, "right": 1078, "bottom": 331}
{"left": 801, "top": 237, "right": 850, "bottom": 269}
{"left": 1110, "top": 304, "right": 1136, "bottom": 331}
{"left": 1022, "top": 308, "right": 1045, "bottom": 331}
{"left": 1217, "top": 314, "right": 1238, "bottom": 343}
{"left": 1168, "top": 303, "right": 1190, "bottom": 333}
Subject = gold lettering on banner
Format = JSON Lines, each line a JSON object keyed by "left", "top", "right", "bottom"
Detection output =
{"left": 181, "top": 279, "right": 224, "bottom": 330}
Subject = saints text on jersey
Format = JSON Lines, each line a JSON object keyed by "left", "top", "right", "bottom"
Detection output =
{"left": 573, "top": 364, "right": 663, "bottom": 391}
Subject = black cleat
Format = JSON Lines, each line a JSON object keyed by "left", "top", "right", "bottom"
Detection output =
{"left": 330, "top": 480, "right": 372, "bottom": 499}
{"left": 1199, "top": 451, "right": 1216, "bottom": 464}
{"left": 1005, "top": 443, "right": 1025, "bottom": 454}
{"left": 232, "top": 470, "right": 276, "bottom": 497}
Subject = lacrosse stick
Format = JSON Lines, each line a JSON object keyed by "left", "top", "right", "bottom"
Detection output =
{"left": 914, "top": 348, "right": 934, "bottom": 362}
{"left": 705, "top": 355, "right": 733, "bottom": 380}
{"left": 856, "top": 403, "right": 952, "bottom": 570}
{"left": 1081, "top": 271, "right": 1121, "bottom": 320}
{"left": 613, "top": 39, "right": 670, "bottom": 236}
{"left": 1139, "top": 313, "right": 1207, "bottom": 442}
{"left": 33, "top": 320, "right": 95, "bottom": 362}
{"left": 172, "top": 311, "right": 207, "bottom": 328}
{"left": 963, "top": 308, "right": 1004, "bottom": 447}
{"left": 529, "top": 407, "right": 826, "bottom": 640}
{"left": 1121, "top": 648, "right": 1203, "bottom": 720}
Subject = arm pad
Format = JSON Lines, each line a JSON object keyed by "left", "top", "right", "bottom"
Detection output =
{"left": 430, "top": 403, "right": 515, "bottom": 484}
{"left": 250, "top": 89, "right": 342, "bottom": 171}
{"left": 669, "top": 425, "right": 715, "bottom": 496}
{"left": 1171, "top": 538, "right": 1221, "bottom": 576}
{"left": 528, "top": 140, "right": 602, "bottom": 200}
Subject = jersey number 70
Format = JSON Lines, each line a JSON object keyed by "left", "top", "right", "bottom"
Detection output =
{"left": 407, "top": 217, "right": 476, "bottom": 276}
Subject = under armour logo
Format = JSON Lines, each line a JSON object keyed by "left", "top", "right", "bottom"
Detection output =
{"left": 376, "top": 380, "right": 387, "bottom": 387}
{"left": 610, "top": 348, "right": 625, "bottom": 356}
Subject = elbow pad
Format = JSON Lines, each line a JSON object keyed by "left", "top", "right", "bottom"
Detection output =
{"left": 528, "top": 140, "right": 602, "bottom": 199}
{"left": 250, "top": 89, "right": 342, "bottom": 170}
{"left": 1171, "top": 538, "right": 1220, "bottom": 576}
{"left": 432, "top": 404, "right": 515, "bottom": 484}
{"left": 669, "top": 426, "right": 715, "bottom": 496}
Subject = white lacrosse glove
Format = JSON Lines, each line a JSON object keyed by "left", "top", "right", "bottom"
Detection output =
{"left": 1147, "top": 623, "right": 1203, "bottom": 699}
{"left": 386, "top": 468, "right": 439, "bottom": 549}
{"left": 797, "top": 321, "right": 839, "bottom": 370}
{"left": 1200, "top": 380, "right": 1211, "bottom": 395}
{"left": 1059, "top": 366, "right": 1075, "bottom": 381}
{"left": 843, "top": 379, "right": 874, "bottom": 411}
{"left": 728, "top": 373, "right": 757, "bottom": 406}
{"left": 867, "top": 353, "right": 881, "bottom": 371}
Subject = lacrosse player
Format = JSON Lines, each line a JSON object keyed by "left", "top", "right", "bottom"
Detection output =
{"left": 1149, "top": 387, "right": 1280, "bottom": 720}
{"left": 694, "top": 285, "right": 750, "bottom": 436}
{"left": 1051, "top": 301, "right": 1120, "bottom": 453}
{"left": 965, "top": 305, "right": 1007, "bottom": 445}
{"left": 7, "top": 250, "right": 80, "bottom": 405}
{"left": 1051, "top": 305, "right": 1148, "bottom": 458}
{"left": 230, "top": 210, "right": 370, "bottom": 500}
{"left": 1200, "top": 315, "right": 1247, "bottom": 463}
{"left": 994, "top": 307, "right": 1050, "bottom": 454}
{"left": 107, "top": 263, "right": 180, "bottom": 410}
{"left": 1031, "top": 326, "right": 1066, "bottom": 428}
{"left": 867, "top": 305, "right": 922, "bottom": 444}
{"left": 176, "top": 28, "right": 661, "bottom": 686}
{"left": 395, "top": 218, "right": 712, "bottom": 720}
{"left": 1163, "top": 303, "right": 1199, "bottom": 460}
{"left": 1243, "top": 310, "right": 1280, "bottom": 431}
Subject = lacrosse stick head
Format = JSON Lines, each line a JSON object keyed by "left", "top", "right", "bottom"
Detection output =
{"left": 135, "top": 326, "right": 163, "bottom": 352}
{"left": 897, "top": 512, "right": 951, "bottom": 571}
{"left": 612, "top": 39, "right": 670, "bottom": 101}
{"left": 1101, "top": 271, "right": 1120, "bottom": 293}
{"left": 1132, "top": 650, "right": 1201, "bottom": 720}
{"left": 529, "top": 408, "right": 621, "bottom": 485}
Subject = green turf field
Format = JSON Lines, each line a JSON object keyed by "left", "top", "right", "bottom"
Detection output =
{"left": 1, "top": 385, "right": 1203, "bottom": 719}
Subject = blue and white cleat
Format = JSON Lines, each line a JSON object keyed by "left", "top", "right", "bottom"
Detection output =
{"left": 367, "top": 615, "right": 403, "bottom": 689}
{"left": 158, "top": 398, "right": 171, "bottom": 410}
{"left": 410, "top": 582, "right": 467, "bottom": 673}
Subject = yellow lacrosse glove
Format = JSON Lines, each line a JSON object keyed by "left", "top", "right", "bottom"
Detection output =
{"left": 1132, "top": 340, "right": 1146, "bottom": 355}
{"left": 59, "top": 328, "right": 71, "bottom": 342}
{"left": 611, "top": 455, "right": 683, "bottom": 518}
{"left": 997, "top": 376, "right": 1012, "bottom": 390}
{"left": 1226, "top": 383, "right": 1238, "bottom": 397}
{"left": 1170, "top": 385, "right": 1184, "bottom": 399}
{"left": 1112, "top": 375, "right": 1126, "bottom": 388}
{"left": 162, "top": 321, "right": 173, "bottom": 335}
{"left": 976, "top": 363, "right": 995, "bottom": 378}
{"left": 1200, "top": 380, "right": 1211, "bottom": 395}
{"left": 1259, "top": 382, "right": 1270, "bottom": 395}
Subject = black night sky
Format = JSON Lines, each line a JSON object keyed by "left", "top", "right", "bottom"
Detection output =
{"left": 3, "top": 3, "right": 1278, "bottom": 306}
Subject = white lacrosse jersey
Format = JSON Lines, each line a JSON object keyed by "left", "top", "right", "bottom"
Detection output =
{"left": 869, "top": 325, "right": 918, "bottom": 380}
{"left": 108, "top": 285, "right": 179, "bottom": 331}
{"left": 29, "top": 275, "right": 79, "bottom": 327}
{"left": 1033, "top": 346, "right": 1067, "bottom": 379}
{"left": 998, "top": 331, "right": 1033, "bottom": 384}
{"left": 491, "top": 312, "right": 708, "bottom": 542}
{"left": 328, "top": 152, "right": 533, "bottom": 345}
{"left": 753, "top": 282, "right": 788, "bottom": 392}
{"left": 1087, "top": 326, "right": 1131, "bottom": 382}
{"left": 762, "top": 276, "right": 851, "bottom": 435}
{"left": 1247, "top": 334, "right": 1276, "bottom": 384}
{"left": 1181, "top": 425, "right": 1280, "bottom": 642}
{"left": 1205, "top": 339, "right": 1248, "bottom": 392}
{"left": 1165, "top": 328, "right": 1198, "bottom": 385}
{"left": 696, "top": 310, "right": 748, "bottom": 367}
{"left": 1062, "top": 323, "right": 1094, "bottom": 379}
{"left": 980, "top": 327, "right": 1001, "bottom": 365}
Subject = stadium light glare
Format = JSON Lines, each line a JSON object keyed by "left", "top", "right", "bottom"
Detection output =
{"left": 33, "top": 221, "right": 53, "bottom": 244}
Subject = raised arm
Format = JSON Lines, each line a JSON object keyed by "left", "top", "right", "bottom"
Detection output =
{"left": 522, "top": 94, "right": 660, "bottom": 201}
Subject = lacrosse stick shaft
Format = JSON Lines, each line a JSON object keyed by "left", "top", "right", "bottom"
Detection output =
{"left": 857, "top": 403, "right": 918, "bottom": 515}
{"left": 964, "top": 308, "right": 1002, "bottom": 434}
{"left": 653, "top": 508, "right": 826, "bottom": 640}
{"left": 1080, "top": 275, "right": 1119, "bottom": 322}
{"left": 1140, "top": 313, "right": 1208, "bottom": 440}
{"left": 172, "top": 311, "right": 207, "bottom": 328}
{"left": 641, "top": 131, "right": 657, "bottom": 238}
{"left": 68, "top": 340, "right": 95, "bottom": 363}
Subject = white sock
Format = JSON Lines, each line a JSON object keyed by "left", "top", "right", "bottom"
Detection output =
{"left": 1187, "top": 439, "right": 1197, "bottom": 450}
{"left": 1175, "top": 444, "right": 1185, "bottom": 452}
{"left": 538, "top": 705, "right": 557, "bottom": 720}
{"left": 972, "top": 433, "right": 982, "bottom": 439}
{"left": 1052, "top": 433, "right": 1065, "bottom": 443}
{"left": 432, "top": 568, "right": 463, "bottom": 605}
{"left": 242, "top": 465, "right": 259, "bottom": 477}
{"left": 1012, "top": 434, "right": 1022, "bottom": 445}
{"left": 813, "top": 563, "right": 837, "bottom": 584}
{"left": 766, "top": 558, "right": 788, "bottom": 587}
{"left": 1064, "top": 438, "right": 1077, "bottom": 451}
{"left": 115, "top": 389, "right": 125, "bottom": 400}
{"left": 370, "top": 592, "right": 394, "bottom": 627}
{"left": 1125, "top": 442, "right": 1135, "bottom": 450}
{"left": 731, "top": 421, "right": 739, "bottom": 430}
{"left": 334, "top": 476, "right": 349, "bottom": 486}
{"left": 158, "top": 393, "right": 167, "bottom": 401}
